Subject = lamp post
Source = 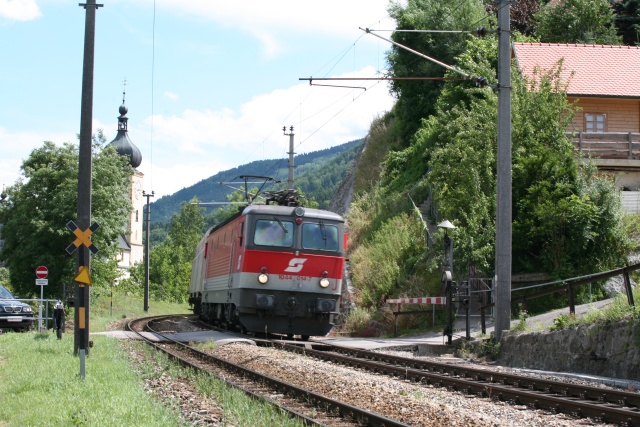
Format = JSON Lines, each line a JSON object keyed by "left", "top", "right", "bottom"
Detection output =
{"left": 438, "top": 220, "right": 455, "bottom": 273}
{"left": 438, "top": 220, "right": 456, "bottom": 345}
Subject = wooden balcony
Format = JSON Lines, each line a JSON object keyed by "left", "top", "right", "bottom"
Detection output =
{"left": 568, "top": 132, "right": 640, "bottom": 171}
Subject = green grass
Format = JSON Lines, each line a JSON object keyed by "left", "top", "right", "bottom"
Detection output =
{"left": 0, "top": 333, "right": 182, "bottom": 427}
{"left": 550, "top": 287, "right": 640, "bottom": 331}
{"left": 0, "top": 292, "right": 306, "bottom": 427}
{"left": 88, "top": 294, "right": 190, "bottom": 332}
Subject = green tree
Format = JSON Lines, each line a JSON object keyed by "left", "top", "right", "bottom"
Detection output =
{"left": 422, "top": 41, "right": 628, "bottom": 278}
{"left": 535, "top": 0, "right": 622, "bottom": 44}
{"left": 0, "top": 133, "right": 133, "bottom": 298}
{"left": 144, "top": 198, "right": 205, "bottom": 303}
{"left": 611, "top": 0, "right": 640, "bottom": 46}
{"left": 386, "top": 0, "right": 486, "bottom": 144}
{"left": 0, "top": 267, "right": 9, "bottom": 290}
{"left": 493, "top": 0, "right": 542, "bottom": 37}
{"left": 349, "top": 35, "right": 629, "bottom": 311}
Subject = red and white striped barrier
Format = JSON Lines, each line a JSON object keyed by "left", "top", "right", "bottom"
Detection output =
{"left": 386, "top": 297, "right": 446, "bottom": 305}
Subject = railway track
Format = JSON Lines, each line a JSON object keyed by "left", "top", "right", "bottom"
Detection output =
{"left": 125, "top": 315, "right": 640, "bottom": 426}
{"left": 126, "top": 316, "right": 411, "bottom": 427}
{"left": 263, "top": 340, "right": 640, "bottom": 426}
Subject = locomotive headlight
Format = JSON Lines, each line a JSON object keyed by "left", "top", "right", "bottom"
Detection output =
{"left": 319, "top": 278, "right": 330, "bottom": 288}
{"left": 319, "top": 271, "right": 330, "bottom": 288}
{"left": 258, "top": 266, "right": 269, "bottom": 284}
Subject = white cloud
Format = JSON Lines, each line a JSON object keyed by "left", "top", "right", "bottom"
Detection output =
{"left": 155, "top": 0, "right": 393, "bottom": 56}
{"left": 163, "top": 91, "right": 179, "bottom": 101}
{"left": 134, "top": 65, "right": 393, "bottom": 198}
{"left": 158, "top": 0, "right": 391, "bottom": 34}
{"left": 0, "top": 0, "right": 41, "bottom": 21}
{"left": 0, "top": 126, "right": 77, "bottom": 188}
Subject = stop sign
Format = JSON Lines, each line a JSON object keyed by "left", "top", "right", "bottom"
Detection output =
{"left": 35, "top": 266, "right": 48, "bottom": 279}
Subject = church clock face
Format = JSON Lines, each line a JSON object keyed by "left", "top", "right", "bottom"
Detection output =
{"left": 134, "top": 181, "right": 142, "bottom": 200}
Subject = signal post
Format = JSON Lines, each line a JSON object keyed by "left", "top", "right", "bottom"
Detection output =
{"left": 35, "top": 266, "right": 48, "bottom": 331}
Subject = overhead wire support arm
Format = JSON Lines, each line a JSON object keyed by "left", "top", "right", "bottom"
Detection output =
{"left": 364, "top": 27, "right": 497, "bottom": 36}
{"left": 360, "top": 27, "right": 496, "bottom": 89}
{"left": 300, "top": 76, "right": 467, "bottom": 82}
{"left": 303, "top": 76, "right": 367, "bottom": 90}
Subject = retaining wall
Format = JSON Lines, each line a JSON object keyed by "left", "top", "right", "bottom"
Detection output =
{"left": 497, "top": 320, "right": 640, "bottom": 380}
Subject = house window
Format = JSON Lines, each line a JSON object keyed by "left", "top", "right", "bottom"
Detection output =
{"left": 585, "top": 113, "right": 606, "bottom": 132}
{"left": 135, "top": 210, "right": 139, "bottom": 222}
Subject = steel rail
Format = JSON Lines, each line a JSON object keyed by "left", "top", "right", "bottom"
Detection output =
{"left": 127, "top": 317, "right": 411, "bottom": 427}
{"left": 267, "top": 341, "right": 640, "bottom": 426}
{"left": 322, "top": 344, "right": 640, "bottom": 409}
{"left": 126, "top": 317, "right": 323, "bottom": 426}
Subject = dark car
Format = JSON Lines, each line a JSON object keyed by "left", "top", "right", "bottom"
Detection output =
{"left": 0, "top": 285, "right": 34, "bottom": 331}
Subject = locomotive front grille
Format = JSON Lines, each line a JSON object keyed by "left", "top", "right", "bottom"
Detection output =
{"left": 255, "top": 294, "right": 275, "bottom": 308}
{"left": 316, "top": 298, "right": 336, "bottom": 312}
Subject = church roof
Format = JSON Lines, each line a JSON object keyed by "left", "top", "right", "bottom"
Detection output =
{"left": 108, "top": 98, "right": 142, "bottom": 168}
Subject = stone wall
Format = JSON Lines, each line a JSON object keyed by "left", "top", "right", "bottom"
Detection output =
{"left": 497, "top": 320, "right": 640, "bottom": 380}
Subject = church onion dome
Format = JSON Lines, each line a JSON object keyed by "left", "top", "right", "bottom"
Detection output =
{"left": 108, "top": 100, "right": 142, "bottom": 169}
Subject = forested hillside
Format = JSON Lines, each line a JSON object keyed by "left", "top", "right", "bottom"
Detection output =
{"left": 151, "top": 138, "right": 363, "bottom": 224}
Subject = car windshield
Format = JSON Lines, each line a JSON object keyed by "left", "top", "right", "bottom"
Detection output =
{"left": 0, "top": 285, "right": 15, "bottom": 299}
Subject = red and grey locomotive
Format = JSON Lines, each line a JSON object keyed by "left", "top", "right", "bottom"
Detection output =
{"left": 188, "top": 186, "right": 346, "bottom": 338}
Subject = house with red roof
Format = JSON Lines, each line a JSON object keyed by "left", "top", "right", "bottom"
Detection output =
{"left": 513, "top": 43, "right": 640, "bottom": 204}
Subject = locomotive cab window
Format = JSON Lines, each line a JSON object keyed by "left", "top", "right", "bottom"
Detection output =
{"left": 254, "top": 219, "right": 293, "bottom": 247}
{"left": 302, "top": 222, "right": 339, "bottom": 251}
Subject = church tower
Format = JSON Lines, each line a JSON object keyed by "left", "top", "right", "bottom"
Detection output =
{"left": 108, "top": 91, "right": 144, "bottom": 275}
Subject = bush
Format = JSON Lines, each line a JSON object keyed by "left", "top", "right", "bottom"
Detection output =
{"left": 550, "top": 313, "right": 577, "bottom": 331}
{"left": 350, "top": 213, "right": 421, "bottom": 307}
{"left": 341, "top": 307, "right": 377, "bottom": 336}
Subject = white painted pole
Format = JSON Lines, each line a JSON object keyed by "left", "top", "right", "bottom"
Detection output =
{"left": 39, "top": 284, "right": 43, "bottom": 332}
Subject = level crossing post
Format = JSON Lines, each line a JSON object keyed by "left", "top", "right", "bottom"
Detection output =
{"left": 75, "top": 0, "right": 102, "bottom": 359}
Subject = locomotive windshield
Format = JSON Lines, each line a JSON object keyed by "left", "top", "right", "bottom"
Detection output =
{"left": 302, "top": 222, "right": 339, "bottom": 251}
{"left": 254, "top": 219, "right": 294, "bottom": 247}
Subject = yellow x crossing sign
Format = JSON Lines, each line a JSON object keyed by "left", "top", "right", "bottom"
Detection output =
{"left": 66, "top": 221, "right": 100, "bottom": 254}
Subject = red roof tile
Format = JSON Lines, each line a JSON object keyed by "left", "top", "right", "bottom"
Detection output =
{"left": 513, "top": 42, "right": 640, "bottom": 98}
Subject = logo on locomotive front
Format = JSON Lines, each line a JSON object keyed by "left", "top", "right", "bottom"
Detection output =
{"left": 284, "top": 258, "right": 307, "bottom": 273}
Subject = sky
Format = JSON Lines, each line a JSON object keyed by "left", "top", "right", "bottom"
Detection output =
{"left": 0, "top": 0, "right": 399, "bottom": 200}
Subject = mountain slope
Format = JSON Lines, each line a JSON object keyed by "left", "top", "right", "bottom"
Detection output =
{"left": 150, "top": 138, "right": 364, "bottom": 223}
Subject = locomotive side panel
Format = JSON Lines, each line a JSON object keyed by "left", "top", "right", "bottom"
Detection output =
{"left": 188, "top": 227, "right": 213, "bottom": 312}
{"left": 204, "top": 218, "right": 245, "bottom": 292}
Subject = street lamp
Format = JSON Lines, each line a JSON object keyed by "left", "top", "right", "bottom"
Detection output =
{"left": 438, "top": 220, "right": 456, "bottom": 345}
{"left": 437, "top": 220, "right": 455, "bottom": 273}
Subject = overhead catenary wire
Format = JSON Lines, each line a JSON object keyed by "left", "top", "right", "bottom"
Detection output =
{"left": 361, "top": 27, "right": 487, "bottom": 84}
{"left": 235, "top": 16, "right": 396, "bottom": 187}
{"left": 265, "top": 16, "right": 393, "bottom": 159}
{"left": 232, "top": 12, "right": 495, "bottom": 196}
